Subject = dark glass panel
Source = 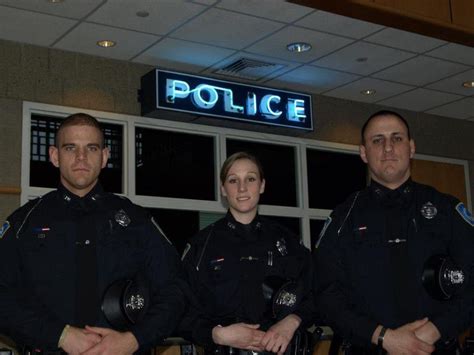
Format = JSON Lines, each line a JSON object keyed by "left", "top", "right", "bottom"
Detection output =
{"left": 136, "top": 127, "right": 215, "bottom": 200}
{"left": 306, "top": 149, "right": 367, "bottom": 209}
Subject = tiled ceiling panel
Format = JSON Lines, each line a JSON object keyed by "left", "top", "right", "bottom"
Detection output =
{"left": 87, "top": 0, "right": 207, "bottom": 35}
{"left": 426, "top": 97, "right": 474, "bottom": 120}
{"left": 372, "top": 56, "right": 470, "bottom": 86}
{"left": 377, "top": 88, "right": 462, "bottom": 112}
{"left": 133, "top": 38, "right": 235, "bottom": 72}
{"left": 246, "top": 26, "right": 354, "bottom": 63}
{"left": 364, "top": 27, "right": 447, "bottom": 53}
{"left": 171, "top": 8, "right": 284, "bottom": 50}
{"left": 54, "top": 22, "right": 159, "bottom": 60}
{"left": 295, "top": 10, "right": 384, "bottom": 39}
{"left": 0, "top": 0, "right": 103, "bottom": 18}
{"left": 426, "top": 69, "right": 474, "bottom": 96}
{"left": 0, "top": 5, "right": 77, "bottom": 46}
{"left": 314, "top": 41, "right": 416, "bottom": 75}
{"left": 268, "top": 65, "right": 360, "bottom": 94}
{"left": 427, "top": 43, "right": 474, "bottom": 66}
{"left": 217, "top": 0, "right": 313, "bottom": 23}
{"left": 325, "top": 77, "right": 414, "bottom": 103}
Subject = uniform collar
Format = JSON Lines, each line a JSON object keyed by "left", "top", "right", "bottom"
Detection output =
{"left": 370, "top": 178, "right": 413, "bottom": 206}
{"left": 224, "top": 211, "right": 262, "bottom": 233}
{"left": 58, "top": 182, "right": 104, "bottom": 208}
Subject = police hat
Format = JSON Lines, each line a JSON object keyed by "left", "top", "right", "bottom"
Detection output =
{"left": 262, "top": 275, "right": 302, "bottom": 319}
{"left": 101, "top": 278, "right": 149, "bottom": 330}
{"left": 422, "top": 254, "right": 465, "bottom": 301}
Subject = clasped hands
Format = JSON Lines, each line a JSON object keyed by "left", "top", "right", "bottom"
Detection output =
{"left": 212, "top": 314, "right": 302, "bottom": 354}
{"left": 60, "top": 325, "right": 139, "bottom": 355}
{"left": 374, "top": 318, "right": 441, "bottom": 355}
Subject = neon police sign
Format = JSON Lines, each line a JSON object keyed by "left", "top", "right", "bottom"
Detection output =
{"left": 140, "top": 69, "right": 313, "bottom": 131}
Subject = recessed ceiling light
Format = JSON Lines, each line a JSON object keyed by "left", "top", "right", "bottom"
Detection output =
{"left": 97, "top": 40, "right": 116, "bottom": 48}
{"left": 360, "top": 89, "right": 376, "bottom": 95}
{"left": 287, "top": 42, "right": 312, "bottom": 53}
{"left": 136, "top": 10, "right": 149, "bottom": 17}
{"left": 47, "top": 0, "right": 64, "bottom": 3}
{"left": 462, "top": 81, "right": 474, "bottom": 88}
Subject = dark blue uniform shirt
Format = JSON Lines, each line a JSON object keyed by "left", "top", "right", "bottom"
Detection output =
{"left": 314, "top": 179, "right": 474, "bottom": 348}
{"left": 0, "top": 183, "right": 185, "bottom": 351}
{"left": 179, "top": 212, "right": 313, "bottom": 348}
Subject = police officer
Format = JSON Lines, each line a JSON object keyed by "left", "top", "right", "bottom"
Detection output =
{"left": 180, "top": 152, "right": 313, "bottom": 354}
{"left": 0, "top": 113, "right": 185, "bottom": 354}
{"left": 314, "top": 110, "right": 474, "bottom": 355}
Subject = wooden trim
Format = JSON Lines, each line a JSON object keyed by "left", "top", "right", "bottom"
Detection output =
{"left": 0, "top": 186, "right": 21, "bottom": 195}
{"left": 288, "top": 0, "right": 473, "bottom": 47}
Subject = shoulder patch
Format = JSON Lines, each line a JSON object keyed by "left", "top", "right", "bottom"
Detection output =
{"left": 315, "top": 216, "right": 332, "bottom": 249}
{"left": 151, "top": 217, "right": 173, "bottom": 244}
{"left": 0, "top": 221, "right": 11, "bottom": 239}
{"left": 455, "top": 203, "right": 474, "bottom": 227}
{"left": 181, "top": 243, "right": 191, "bottom": 261}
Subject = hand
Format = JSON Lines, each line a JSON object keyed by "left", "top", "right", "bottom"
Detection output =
{"left": 80, "top": 326, "right": 139, "bottom": 355}
{"left": 261, "top": 314, "right": 301, "bottom": 354}
{"left": 59, "top": 326, "right": 102, "bottom": 355}
{"left": 415, "top": 321, "right": 441, "bottom": 345}
{"left": 212, "top": 323, "right": 265, "bottom": 351}
{"left": 382, "top": 318, "right": 436, "bottom": 355}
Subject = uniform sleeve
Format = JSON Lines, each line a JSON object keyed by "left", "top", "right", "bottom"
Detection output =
{"left": 177, "top": 236, "right": 217, "bottom": 347}
{"left": 0, "top": 214, "right": 65, "bottom": 349}
{"left": 430, "top": 201, "right": 474, "bottom": 340}
{"left": 313, "top": 210, "right": 378, "bottom": 347}
{"left": 128, "top": 217, "right": 187, "bottom": 350}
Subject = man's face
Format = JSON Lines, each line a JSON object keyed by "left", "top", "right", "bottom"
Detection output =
{"left": 359, "top": 114, "right": 415, "bottom": 189}
{"left": 49, "top": 125, "right": 109, "bottom": 197}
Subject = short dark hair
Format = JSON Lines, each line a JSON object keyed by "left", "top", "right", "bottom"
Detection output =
{"left": 361, "top": 110, "right": 411, "bottom": 143}
{"left": 220, "top": 152, "right": 265, "bottom": 184}
{"left": 55, "top": 113, "right": 104, "bottom": 148}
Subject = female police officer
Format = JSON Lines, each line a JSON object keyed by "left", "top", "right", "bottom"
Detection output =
{"left": 179, "top": 152, "right": 313, "bottom": 354}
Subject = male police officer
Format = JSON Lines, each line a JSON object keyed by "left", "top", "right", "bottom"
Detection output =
{"left": 0, "top": 113, "right": 185, "bottom": 354}
{"left": 314, "top": 110, "right": 474, "bottom": 355}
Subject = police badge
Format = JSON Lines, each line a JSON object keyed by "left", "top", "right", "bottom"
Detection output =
{"left": 115, "top": 209, "right": 131, "bottom": 227}
{"left": 420, "top": 202, "right": 437, "bottom": 219}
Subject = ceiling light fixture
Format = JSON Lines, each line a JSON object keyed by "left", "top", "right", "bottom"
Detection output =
{"left": 462, "top": 80, "right": 474, "bottom": 88}
{"left": 360, "top": 89, "right": 376, "bottom": 95}
{"left": 287, "top": 42, "right": 312, "bottom": 53}
{"left": 97, "top": 40, "right": 116, "bottom": 48}
{"left": 47, "top": 0, "right": 64, "bottom": 3}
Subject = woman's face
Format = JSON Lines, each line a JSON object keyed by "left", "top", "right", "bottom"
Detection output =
{"left": 221, "top": 158, "right": 265, "bottom": 223}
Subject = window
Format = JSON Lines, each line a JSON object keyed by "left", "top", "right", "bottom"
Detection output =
{"left": 306, "top": 148, "right": 366, "bottom": 209}
{"left": 135, "top": 127, "right": 215, "bottom": 200}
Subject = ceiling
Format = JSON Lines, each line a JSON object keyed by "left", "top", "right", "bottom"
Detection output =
{"left": 0, "top": 0, "right": 473, "bottom": 121}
